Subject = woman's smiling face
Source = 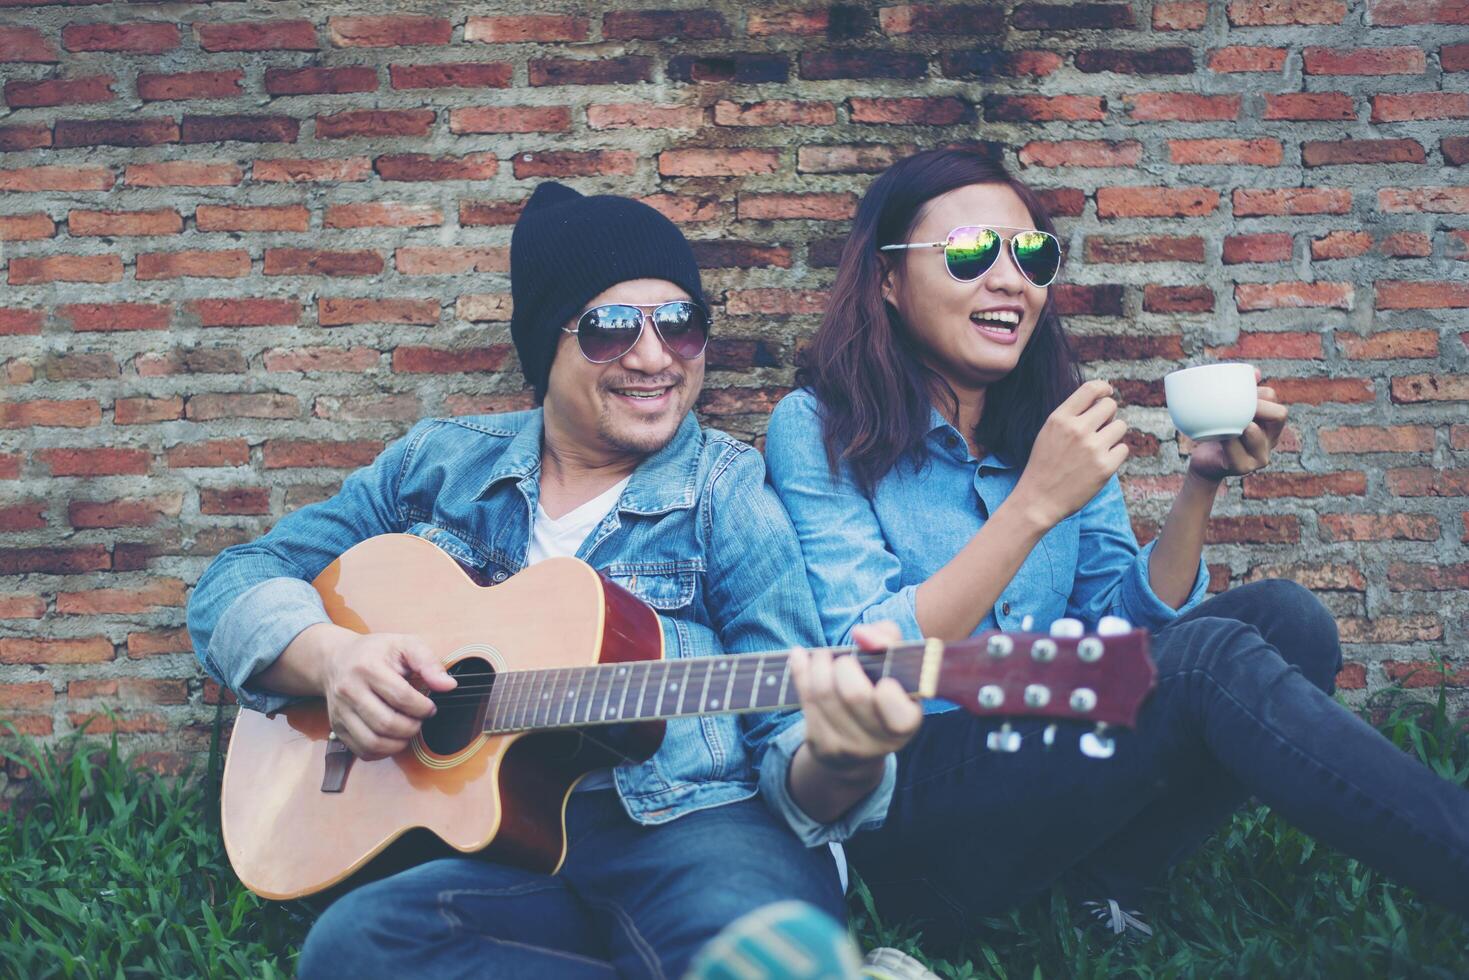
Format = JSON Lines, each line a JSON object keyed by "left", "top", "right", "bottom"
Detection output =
{"left": 882, "top": 182, "right": 1051, "bottom": 397}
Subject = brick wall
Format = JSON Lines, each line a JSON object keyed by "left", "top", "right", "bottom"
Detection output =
{"left": 1, "top": 1, "right": 1466, "bottom": 799}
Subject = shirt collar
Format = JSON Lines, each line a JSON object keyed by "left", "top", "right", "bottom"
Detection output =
{"left": 926, "top": 404, "right": 1014, "bottom": 471}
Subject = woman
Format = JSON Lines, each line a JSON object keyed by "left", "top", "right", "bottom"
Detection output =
{"left": 762, "top": 147, "right": 1469, "bottom": 942}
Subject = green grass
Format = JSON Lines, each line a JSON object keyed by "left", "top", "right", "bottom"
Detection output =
{"left": 2, "top": 688, "right": 1466, "bottom": 979}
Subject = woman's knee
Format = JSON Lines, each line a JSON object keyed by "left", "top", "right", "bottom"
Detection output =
{"left": 1237, "top": 579, "right": 1341, "bottom": 691}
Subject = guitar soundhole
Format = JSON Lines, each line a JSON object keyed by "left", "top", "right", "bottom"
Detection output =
{"left": 420, "top": 657, "right": 495, "bottom": 756}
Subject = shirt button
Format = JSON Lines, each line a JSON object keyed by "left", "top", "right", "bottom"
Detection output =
{"left": 944, "top": 433, "right": 959, "bottom": 448}
{"left": 1001, "top": 601, "right": 1011, "bottom": 616}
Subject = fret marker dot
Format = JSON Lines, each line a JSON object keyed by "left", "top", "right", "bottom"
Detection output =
{"left": 566, "top": 691, "right": 575, "bottom": 697}
{"left": 719, "top": 662, "right": 728, "bottom": 670}
{"left": 765, "top": 677, "right": 776, "bottom": 686}
{"left": 617, "top": 667, "right": 627, "bottom": 675}
{"left": 710, "top": 699, "right": 720, "bottom": 708}
{"left": 669, "top": 682, "right": 678, "bottom": 692}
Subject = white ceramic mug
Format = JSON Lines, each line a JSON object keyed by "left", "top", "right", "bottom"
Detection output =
{"left": 1164, "top": 362, "right": 1257, "bottom": 441}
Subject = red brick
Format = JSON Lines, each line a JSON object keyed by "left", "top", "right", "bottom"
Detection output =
{"left": 197, "top": 20, "right": 318, "bottom": 52}
{"left": 264, "top": 347, "right": 381, "bottom": 373}
{"left": 0, "top": 26, "right": 59, "bottom": 62}
{"left": 659, "top": 148, "right": 780, "bottom": 177}
{"left": 1304, "top": 139, "right": 1425, "bottom": 168}
{"left": 53, "top": 118, "right": 178, "bottom": 148}
{"left": 745, "top": 9, "right": 832, "bottom": 35}
{"left": 1154, "top": 2, "right": 1209, "bottom": 28}
{"left": 514, "top": 150, "right": 635, "bottom": 179}
{"left": 1379, "top": 232, "right": 1431, "bottom": 257}
{"left": 455, "top": 294, "right": 512, "bottom": 322}
{"left": 0, "top": 500, "right": 45, "bottom": 531}
{"left": 459, "top": 200, "right": 525, "bottom": 226}
{"left": 451, "top": 106, "right": 572, "bottom": 134}
{"left": 1235, "top": 282, "right": 1353, "bottom": 311}
{"left": 1377, "top": 281, "right": 1469, "bottom": 309}
{"left": 325, "top": 203, "right": 440, "bottom": 230}
{"left": 396, "top": 246, "right": 507, "bottom": 274}
{"left": 1128, "top": 93, "right": 1239, "bottom": 121}
{"left": 125, "top": 161, "right": 242, "bottom": 187}
{"left": 1379, "top": 187, "right": 1469, "bottom": 213}
{"left": 801, "top": 49, "right": 926, "bottom": 80}
{"left": 196, "top": 204, "right": 308, "bottom": 234}
{"left": 529, "top": 57, "right": 653, "bottom": 86}
{"left": 200, "top": 487, "right": 270, "bottom": 516}
{"left": 1391, "top": 375, "right": 1469, "bottom": 403}
{"left": 187, "top": 393, "right": 298, "bottom": 421}
{"left": 464, "top": 15, "right": 589, "bottom": 43}
{"left": 1319, "top": 425, "right": 1434, "bottom": 454}
{"left": 1204, "top": 515, "right": 1300, "bottom": 543}
{"left": 44, "top": 353, "right": 115, "bottom": 382}
{"left": 1071, "top": 335, "right": 1185, "bottom": 360}
{"left": 68, "top": 494, "right": 182, "bottom": 529}
{"left": 604, "top": 10, "right": 729, "bottom": 39}
{"left": 376, "top": 152, "right": 498, "bottom": 181}
{"left": 1084, "top": 236, "right": 1204, "bottom": 263}
{"left": 690, "top": 241, "right": 793, "bottom": 269}
{"left": 1310, "top": 230, "right": 1371, "bottom": 259}
{"left": 1096, "top": 187, "right": 1219, "bottom": 218}
{"left": 1234, "top": 188, "right": 1352, "bottom": 216}
{"left": 1337, "top": 330, "right": 1438, "bottom": 359}
{"left": 1074, "top": 48, "right": 1194, "bottom": 75}
{"left": 265, "top": 66, "right": 378, "bottom": 96}
{"left": 1228, "top": 0, "right": 1345, "bottom": 24}
{"left": 62, "top": 22, "right": 179, "bottom": 53}
{"left": 253, "top": 157, "right": 371, "bottom": 183}
{"left": 1206, "top": 331, "right": 1322, "bottom": 359}
{"left": 1264, "top": 93, "right": 1356, "bottom": 121}
{"left": 69, "top": 678, "right": 188, "bottom": 705}
{"left": 1269, "top": 378, "right": 1373, "bottom": 403}
{"left": 698, "top": 387, "right": 793, "bottom": 417}
{"left": 5, "top": 74, "right": 113, "bottom": 108}
{"left": 941, "top": 50, "right": 1065, "bottom": 79}
{"left": 1445, "top": 43, "right": 1469, "bottom": 71}
{"left": 190, "top": 298, "right": 299, "bottom": 328}
{"left": 136, "top": 249, "right": 250, "bottom": 280}
{"left": 736, "top": 193, "right": 856, "bottom": 221}
{"left": 8, "top": 254, "right": 120, "bottom": 285}
{"left": 1017, "top": 140, "right": 1141, "bottom": 168}
{"left": 36, "top": 447, "right": 149, "bottom": 477}
{"left": 69, "top": 208, "right": 181, "bottom": 237}
{"left": 113, "top": 396, "right": 183, "bottom": 424}
{"left": 985, "top": 95, "right": 1104, "bottom": 122}
{"left": 0, "top": 637, "right": 111, "bottom": 665}
{"left": 0, "top": 124, "right": 52, "bottom": 151}
{"left": 849, "top": 96, "right": 968, "bottom": 125}
{"left": 389, "top": 62, "right": 512, "bottom": 90}
{"left": 1012, "top": 4, "right": 1137, "bottom": 29}
{"left": 713, "top": 100, "right": 836, "bottom": 127}
{"left": 1035, "top": 188, "right": 1087, "bottom": 217}
{"left": 58, "top": 302, "right": 170, "bottom": 332}
{"left": 725, "top": 289, "right": 829, "bottom": 316}
{"left": 165, "top": 439, "right": 248, "bottom": 468}
{"left": 181, "top": 115, "right": 299, "bottom": 144}
{"left": 127, "top": 628, "right": 190, "bottom": 658}
{"left": 328, "top": 16, "right": 451, "bottom": 47}
{"left": 1305, "top": 46, "right": 1426, "bottom": 74}
{"left": 137, "top": 70, "right": 243, "bottom": 102}
{"left": 0, "top": 399, "right": 99, "bottom": 428}
{"left": 797, "top": 144, "right": 914, "bottom": 174}
{"left": 263, "top": 439, "right": 385, "bottom": 469}
{"left": 0, "top": 164, "right": 112, "bottom": 192}
{"left": 391, "top": 346, "right": 511, "bottom": 374}
{"left": 1224, "top": 233, "right": 1292, "bottom": 264}
{"left": 0, "top": 309, "right": 43, "bottom": 336}
{"left": 1340, "top": 618, "right": 1444, "bottom": 645}
{"left": 69, "top": 712, "right": 168, "bottom": 736}
{"left": 585, "top": 102, "right": 704, "bottom": 130}
{"left": 1169, "top": 138, "right": 1282, "bottom": 165}
{"left": 316, "top": 109, "right": 433, "bottom": 139}
{"left": 1242, "top": 471, "right": 1366, "bottom": 499}
{"left": 1369, "top": 0, "right": 1469, "bottom": 24}
{"left": 882, "top": 4, "right": 1004, "bottom": 32}
{"left": 1320, "top": 513, "right": 1438, "bottom": 540}
{"left": 1207, "top": 46, "right": 1287, "bottom": 72}
{"left": 1373, "top": 93, "right": 1469, "bottom": 122}
{"left": 1387, "top": 563, "right": 1469, "bottom": 591}
{"left": 318, "top": 297, "right": 439, "bottom": 326}
{"left": 0, "top": 213, "right": 54, "bottom": 241}
{"left": 0, "top": 454, "right": 20, "bottom": 479}
{"left": 0, "top": 683, "right": 51, "bottom": 709}
{"left": 639, "top": 194, "right": 723, "bottom": 224}
{"left": 1244, "top": 562, "right": 1366, "bottom": 591}
{"left": 1057, "top": 284, "right": 1127, "bottom": 316}
{"left": 264, "top": 248, "right": 381, "bottom": 278}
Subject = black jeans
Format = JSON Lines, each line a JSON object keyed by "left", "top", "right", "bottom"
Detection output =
{"left": 847, "top": 580, "right": 1469, "bottom": 942}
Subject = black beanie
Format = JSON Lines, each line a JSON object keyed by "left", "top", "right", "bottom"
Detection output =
{"left": 509, "top": 182, "right": 706, "bottom": 398}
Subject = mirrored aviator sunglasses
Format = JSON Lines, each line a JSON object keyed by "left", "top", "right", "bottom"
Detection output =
{"left": 881, "top": 225, "right": 1063, "bottom": 289}
{"left": 563, "top": 300, "right": 711, "bottom": 364}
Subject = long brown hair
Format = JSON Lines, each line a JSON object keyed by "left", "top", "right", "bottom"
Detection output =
{"left": 796, "top": 148, "right": 1082, "bottom": 493}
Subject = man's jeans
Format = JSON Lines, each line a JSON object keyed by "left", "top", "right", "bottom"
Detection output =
{"left": 847, "top": 580, "right": 1469, "bottom": 943}
{"left": 297, "top": 790, "right": 844, "bottom": 980}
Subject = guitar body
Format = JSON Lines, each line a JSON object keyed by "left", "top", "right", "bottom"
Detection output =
{"left": 220, "top": 534, "right": 665, "bottom": 900}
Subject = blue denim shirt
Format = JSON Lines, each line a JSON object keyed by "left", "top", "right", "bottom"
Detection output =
{"left": 187, "top": 408, "right": 892, "bottom": 841}
{"left": 764, "top": 388, "right": 1209, "bottom": 716}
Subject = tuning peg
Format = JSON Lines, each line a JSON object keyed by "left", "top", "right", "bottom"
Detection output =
{"left": 1080, "top": 723, "right": 1116, "bottom": 759}
{"left": 1097, "top": 616, "right": 1133, "bottom": 636}
{"left": 1042, "top": 724, "right": 1057, "bottom": 749}
{"left": 1049, "top": 617, "right": 1084, "bottom": 639}
{"left": 987, "top": 722, "right": 1022, "bottom": 753}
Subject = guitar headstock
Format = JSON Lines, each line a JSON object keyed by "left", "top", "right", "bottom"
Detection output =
{"left": 932, "top": 617, "right": 1154, "bottom": 757}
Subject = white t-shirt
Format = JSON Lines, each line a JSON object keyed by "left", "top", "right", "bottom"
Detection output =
{"left": 526, "top": 476, "right": 629, "bottom": 793}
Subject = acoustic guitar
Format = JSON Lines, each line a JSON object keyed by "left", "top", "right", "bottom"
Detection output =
{"left": 220, "top": 533, "right": 1155, "bottom": 900}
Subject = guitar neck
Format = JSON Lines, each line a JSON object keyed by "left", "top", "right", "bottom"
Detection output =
{"left": 476, "top": 644, "right": 936, "bottom": 735}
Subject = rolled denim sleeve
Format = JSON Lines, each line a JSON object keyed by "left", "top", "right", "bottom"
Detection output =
{"left": 763, "top": 391, "right": 924, "bottom": 647}
{"left": 1068, "top": 475, "right": 1209, "bottom": 631}
{"left": 704, "top": 440, "right": 895, "bottom": 845}
{"left": 186, "top": 420, "right": 432, "bottom": 709}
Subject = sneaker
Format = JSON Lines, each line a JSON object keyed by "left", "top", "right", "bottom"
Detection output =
{"left": 860, "top": 947, "right": 941, "bottom": 980}
{"left": 1077, "top": 899, "right": 1154, "bottom": 942}
{"left": 685, "top": 900, "right": 864, "bottom": 979}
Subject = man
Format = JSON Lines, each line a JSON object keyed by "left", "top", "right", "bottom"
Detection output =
{"left": 186, "top": 183, "right": 896, "bottom": 978}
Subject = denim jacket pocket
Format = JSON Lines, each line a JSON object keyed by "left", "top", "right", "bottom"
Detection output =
{"left": 405, "top": 521, "right": 492, "bottom": 581}
{"left": 599, "top": 560, "right": 701, "bottom": 612}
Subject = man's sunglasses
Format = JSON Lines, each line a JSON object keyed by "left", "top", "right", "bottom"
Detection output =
{"left": 880, "top": 225, "right": 1063, "bottom": 289}
{"left": 561, "top": 300, "right": 711, "bottom": 364}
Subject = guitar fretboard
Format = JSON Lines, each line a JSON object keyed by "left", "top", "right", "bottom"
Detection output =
{"left": 472, "top": 645, "right": 929, "bottom": 734}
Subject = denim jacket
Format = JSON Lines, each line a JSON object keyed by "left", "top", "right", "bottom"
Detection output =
{"left": 187, "top": 409, "right": 892, "bottom": 841}
{"left": 764, "top": 388, "right": 1209, "bottom": 717}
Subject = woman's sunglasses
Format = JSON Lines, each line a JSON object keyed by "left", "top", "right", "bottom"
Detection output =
{"left": 561, "top": 300, "right": 711, "bottom": 364}
{"left": 880, "top": 225, "right": 1063, "bottom": 289}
